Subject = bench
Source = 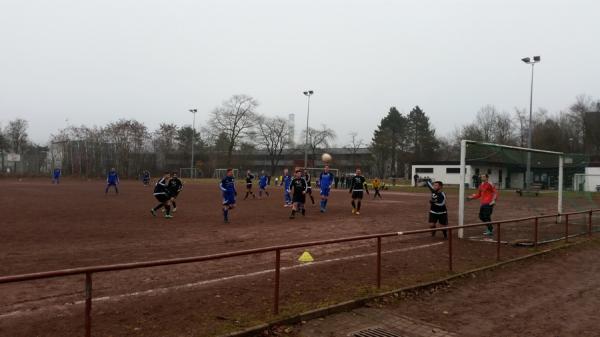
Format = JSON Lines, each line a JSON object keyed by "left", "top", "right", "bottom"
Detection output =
{"left": 516, "top": 183, "right": 543, "bottom": 197}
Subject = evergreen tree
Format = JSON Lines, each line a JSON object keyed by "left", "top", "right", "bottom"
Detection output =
{"left": 407, "top": 106, "right": 438, "bottom": 160}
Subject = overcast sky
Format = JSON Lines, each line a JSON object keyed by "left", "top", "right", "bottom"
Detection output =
{"left": 1, "top": 0, "right": 598, "bottom": 146}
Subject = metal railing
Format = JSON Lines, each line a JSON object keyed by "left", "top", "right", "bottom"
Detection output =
{"left": 1, "top": 209, "right": 598, "bottom": 337}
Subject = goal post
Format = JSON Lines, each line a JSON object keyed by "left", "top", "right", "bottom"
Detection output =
{"left": 458, "top": 140, "right": 564, "bottom": 238}
{"left": 213, "top": 168, "right": 239, "bottom": 179}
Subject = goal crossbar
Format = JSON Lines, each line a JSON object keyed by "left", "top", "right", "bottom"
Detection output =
{"left": 458, "top": 140, "right": 565, "bottom": 238}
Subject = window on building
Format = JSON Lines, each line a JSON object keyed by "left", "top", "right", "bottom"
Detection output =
{"left": 415, "top": 167, "right": 433, "bottom": 173}
{"left": 446, "top": 168, "right": 460, "bottom": 174}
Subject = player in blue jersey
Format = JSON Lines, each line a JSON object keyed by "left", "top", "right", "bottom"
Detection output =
{"left": 105, "top": 168, "right": 119, "bottom": 195}
{"left": 258, "top": 170, "right": 270, "bottom": 198}
{"left": 52, "top": 168, "right": 61, "bottom": 184}
{"left": 220, "top": 168, "right": 237, "bottom": 223}
{"left": 318, "top": 165, "right": 335, "bottom": 212}
{"left": 142, "top": 170, "right": 151, "bottom": 186}
{"left": 281, "top": 168, "right": 292, "bottom": 207}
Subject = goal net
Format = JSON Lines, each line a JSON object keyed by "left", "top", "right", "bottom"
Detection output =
{"left": 213, "top": 168, "right": 239, "bottom": 179}
{"left": 179, "top": 168, "right": 203, "bottom": 179}
{"left": 304, "top": 167, "right": 340, "bottom": 186}
{"left": 457, "top": 141, "right": 600, "bottom": 243}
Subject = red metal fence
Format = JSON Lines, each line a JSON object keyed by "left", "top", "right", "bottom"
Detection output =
{"left": 1, "top": 209, "right": 598, "bottom": 337}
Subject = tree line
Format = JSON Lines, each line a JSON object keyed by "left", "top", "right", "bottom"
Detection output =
{"left": 1, "top": 94, "right": 598, "bottom": 178}
{"left": 369, "top": 95, "right": 600, "bottom": 178}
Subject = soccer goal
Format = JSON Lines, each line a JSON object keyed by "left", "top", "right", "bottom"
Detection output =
{"left": 458, "top": 140, "right": 565, "bottom": 239}
{"left": 179, "top": 168, "right": 203, "bottom": 179}
{"left": 214, "top": 168, "right": 239, "bottom": 179}
{"left": 304, "top": 167, "right": 340, "bottom": 184}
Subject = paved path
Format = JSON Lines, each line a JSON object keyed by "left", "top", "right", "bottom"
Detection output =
{"left": 293, "top": 239, "right": 600, "bottom": 337}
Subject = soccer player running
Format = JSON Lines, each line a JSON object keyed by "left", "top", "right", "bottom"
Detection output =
{"left": 349, "top": 168, "right": 369, "bottom": 215}
{"left": 167, "top": 171, "right": 183, "bottom": 212}
{"left": 426, "top": 180, "right": 448, "bottom": 239}
{"left": 220, "top": 168, "right": 237, "bottom": 223}
{"left": 282, "top": 168, "right": 292, "bottom": 207}
{"left": 244, "top": 169, "right": 256, "bottom": 200}
{"left": 150, "top": 172, "right": 173, "bottom": 218}
{"left": 258, "top": 170, "right": 270, "bottom": 198}
{"left": 372, "top": 177, "right": 382, "bottom": 199}
{"left": 105, "top": 168, "right": 119, "bottom": 195}
{"left": 289, "top": 169, "right": 308, "bottom": 219}
{"left": 468, "top": 174, "right": 498, "bottom": 236}
{"left": 304, "top": 169, "right": 315, "bottom": 205}
{"left": 318, "top": 165, "right": 335, "bottom": 212}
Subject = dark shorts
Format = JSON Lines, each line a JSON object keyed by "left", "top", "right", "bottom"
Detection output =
{"left": 107, "top": 182, "right": 117, "bottom": 186}
{"left": 246, "top": 183, "right": 252, "bottom": 189}
{"left": 306, "top": 187, "right": 312, "bottom": 194}
{"left": 479, "top": 204, "right": 494, "bottom": 222}
{"left": 429, "top": 212, "right": 448, "bottom": 225}
{"left": 170, "top": 191, "right": 180, "bottom": 198}
{"left": 351, "top": 191, "right": 364, "bottom": 199}
{"left": 223, "top": 192, "right": 236, "bottom": 205}
{"left": 292, "top": 194, "right": 306, "bottom": 204}
{"left": 154, "top": 194, "right": 170, "bottom": 203}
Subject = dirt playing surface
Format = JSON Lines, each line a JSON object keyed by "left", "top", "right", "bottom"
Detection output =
{"left": 1, "top": 178, "right": 599, "bottom": 336}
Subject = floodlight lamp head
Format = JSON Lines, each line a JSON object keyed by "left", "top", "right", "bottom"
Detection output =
{"left": 303, "top": 91, "right": 308, "bottom": 96}
{"left": 521, "top": 57, "right": 531, "bottom": 63}
{"left": 533, "top": 56, "right": 541, "bottom": 62}
{"left": 308, "top": 90, "right": 314, "bottom": 95}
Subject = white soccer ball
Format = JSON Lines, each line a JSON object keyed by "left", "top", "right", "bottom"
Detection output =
{"left": 321, "top": 153, "right": 332, "bottom": 163}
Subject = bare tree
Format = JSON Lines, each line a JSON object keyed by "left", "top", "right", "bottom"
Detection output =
{"left": 5, "top": 118, "right": 29, "bottom": 154}
{"left": 256, "top": 116, "right": 290, "bottom": 176}
{"left": 301, "top": 125, "right": 336, "bottom": 165}
{"left": 208, "top": 94, "right": 258, "bottom": 165}
{"left": 345, "top": 131, "right": 365, "bottom": 167}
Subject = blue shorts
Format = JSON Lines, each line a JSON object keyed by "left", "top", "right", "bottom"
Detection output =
{"left": 320, "top": 188, "right": 331, "bottom": 197}
{"left": 259, "top": 184, "right": 267, "bottom": 190}
{"left": 223, "top": 192, "right": 236, "bottom": 205}
{"left": 107, "top": 182, "right": 117, "bottom": 186}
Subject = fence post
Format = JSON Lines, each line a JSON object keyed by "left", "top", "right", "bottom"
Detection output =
{"left": 534, "top": 217, "right": 539, "bottom": 248}
{"left": 496, "top": 223, "right": 501, "bottom": 262}
{"left": 589, "top": 211, "right": 593, "bottom": 237}
{"left": 448, "top": 228, "right": 453, "bottom": 272}
{"left": 565, "top": 214, "right": 569, "bottom": 243}
{"left": 376, "top": 237, "right": 382, "bottom": 289}
{"left": 85, "top": 272, "right": 92, "bottom": 337}
{"left": 273, "top": 249, "right": 281, "bottom": 315}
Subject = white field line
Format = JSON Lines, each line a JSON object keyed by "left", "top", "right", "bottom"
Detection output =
{"left": 0, "top": 242, "right": 443, "bottom": 319}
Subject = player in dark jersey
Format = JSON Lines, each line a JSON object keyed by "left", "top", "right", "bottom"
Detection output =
{"left": 318, "top": 165, "right": 335, "bottom": 212}
{"left": 244, "top": 170, "right": 256, "bottom": 200}
{"left": 258, "top": 171, "right": 269, "bottom": 198}
{"left": 220, "top": 169, "right": 237, "bottom": 223}
{"left": 304, "top": 169, "right": 315, "bottom": 204}
{"left": 426, "top": 180, "right": 448, "bottom": 239}
{"left": 349, "top": 168, "right": 369, "bottom": 215}
{"left": 150, "top": 172, "right": 173, "bottom": 218}
{"left": 289, "top": 169, "right": 308, "bottom": 219}
{"left": 167, "top": 171, "right": 184, "bottom": 212}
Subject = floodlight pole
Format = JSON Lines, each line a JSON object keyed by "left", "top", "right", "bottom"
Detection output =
{"left": 522, "top": 56, "right": 540, "bottom": 188}
{"left": 303, "top": 90, "right": 314, "bottom": 169}
{"left": 189, "top": 109, "right": 197, "bottom": 179}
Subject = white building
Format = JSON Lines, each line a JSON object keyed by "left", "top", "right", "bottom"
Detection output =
{"left": 573, "top": 166, "right": 600, "bottom": 192}
{"left": 411, "top": 162, "right": 523, "bottom": 189}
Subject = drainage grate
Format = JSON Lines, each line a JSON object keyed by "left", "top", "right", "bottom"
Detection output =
{"left": 351, "top": 327, "right": 405, "bottom": 337}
